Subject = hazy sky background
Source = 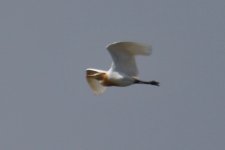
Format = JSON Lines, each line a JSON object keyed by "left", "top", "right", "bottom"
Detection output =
{"left": 0, "top": 0, "right": 225, "bottom": 150}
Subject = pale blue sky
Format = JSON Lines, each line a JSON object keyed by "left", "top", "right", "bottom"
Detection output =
{"left": 0, "top": 0, "right": 225, "bottom": 150}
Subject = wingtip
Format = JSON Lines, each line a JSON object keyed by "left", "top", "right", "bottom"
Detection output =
{"left": 106, "top": 41, "right": 152, "bottom": 56}
{"left": 86, "top": 75, "right": 107, "bottom": 95}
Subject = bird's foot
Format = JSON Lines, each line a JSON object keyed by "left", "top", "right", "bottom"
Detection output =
{"left": 149, "top": 80, "right": 160, "bottom": 86}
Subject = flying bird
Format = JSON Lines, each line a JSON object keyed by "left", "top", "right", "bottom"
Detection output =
{"left": 86, "top": 41, "right": 159, "bottom": 95}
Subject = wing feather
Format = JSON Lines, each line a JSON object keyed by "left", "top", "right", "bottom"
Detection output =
{"left": 86, "top": 69, "right": 106, "bottom": 95}
{"left": 107, "top": 42, "right": 152, "bottom": 76}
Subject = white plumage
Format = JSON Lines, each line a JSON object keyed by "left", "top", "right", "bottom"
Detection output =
{"left": 107, "top": 42, "right": 151, "bottom": 76}
{"left": 86, "top": 41, "right": 159, "bottom": 95}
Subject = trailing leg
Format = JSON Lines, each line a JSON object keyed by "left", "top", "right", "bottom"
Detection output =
{"left": 134, "top": 79, "right": 160, "bottom": 86}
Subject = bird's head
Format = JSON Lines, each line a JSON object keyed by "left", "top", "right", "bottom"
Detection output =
{"left": 86, "top": 69, "right": 107, "bottom": 81}
{"left": 87, "top": 72, "right": 106, "bottom": 80}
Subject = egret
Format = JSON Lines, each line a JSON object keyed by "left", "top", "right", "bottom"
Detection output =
{"left": 86, "top": 41, "right": 159, "bottom": 95}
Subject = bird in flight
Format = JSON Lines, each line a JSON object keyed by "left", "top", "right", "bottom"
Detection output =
{"left": 86, "top": 41, "right": 159, "bottom": 95}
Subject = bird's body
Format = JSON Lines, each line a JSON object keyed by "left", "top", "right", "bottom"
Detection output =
{"left": 105, "top": 70, "right": 135, "bottom": 86}
{"left": 86, "top": 41, "right": 159, "bottom": 95}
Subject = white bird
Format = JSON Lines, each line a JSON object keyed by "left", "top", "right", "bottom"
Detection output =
{"left": 86, "top": 41, "right": 159, "bottom": 95}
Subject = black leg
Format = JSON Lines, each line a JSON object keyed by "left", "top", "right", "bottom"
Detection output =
{"left": 134, "top": 79, "right": 160, "bottom": 86}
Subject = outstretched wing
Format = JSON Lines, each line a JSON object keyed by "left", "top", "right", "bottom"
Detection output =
{"left": 86, "top": 69, "right": 106, "bottom": 95}
{"left": 107, "top": 42, "right": 152, "bottom": 77}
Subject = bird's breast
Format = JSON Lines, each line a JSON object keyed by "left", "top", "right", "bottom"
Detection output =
{"left": 101, "top": 73, "right": 134, "bottom": 87}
